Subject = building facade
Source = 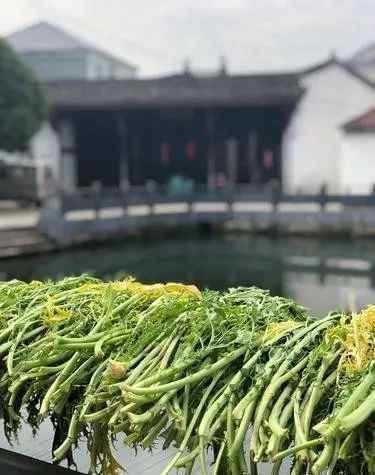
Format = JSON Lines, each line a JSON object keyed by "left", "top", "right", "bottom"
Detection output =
{"left": 340, "top": 109, "right": 375, "bottom": 194}
{"left": 282, "top": 58, "right": 375, "bottom": 193}
{"left": 45, "top": 73, "right": 302, "bottom": 191}
{"left": 4, "top": 21, "right": 375, "bottom": 196}
{"left": 349, "top": 43, "right": 375, "bottom": 83}
{"left": 6, "top": 22, "right": 137, "bottom": 81}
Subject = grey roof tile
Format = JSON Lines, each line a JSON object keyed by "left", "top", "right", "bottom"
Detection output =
{"left": 45, "top": 72, "right": 303, "bottom": 109}
{"left": 6, "top": 21, "right": 137, "bottom": 70}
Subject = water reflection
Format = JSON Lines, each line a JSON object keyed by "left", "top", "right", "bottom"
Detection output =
{"left": 1, "top": 233, "right": 375, "bottom": 314}
{"left": 0, "top": 233, "right": 374, "bottom": 473}
{"left": 0, "top": 417, "right": 291, "bottom": 474}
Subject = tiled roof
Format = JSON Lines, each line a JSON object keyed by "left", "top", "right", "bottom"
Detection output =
{"left": 45, "top": 73, "right": 303, "bottom": 109}
{"left": 349, "top": 43, "right": 375, "bottom": 66}
{"left": 342, "top": 109, "right": 375, "bottom": 132}
{"left": 299, "top": 55, "right": 375, "bottom": 89}
{"left": 7, "top": 21, "right": 92, "bottom": 53}
{"left": 6, "top": 21, "right": 136, "bottom": 70}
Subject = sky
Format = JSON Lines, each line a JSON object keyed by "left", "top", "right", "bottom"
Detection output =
{"left": 0, "top": 0, "right": 374, "bottom": 77}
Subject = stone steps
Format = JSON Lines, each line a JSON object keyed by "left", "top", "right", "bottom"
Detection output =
{"left": 0, "top": 228, "right": 53, "bottom": 258}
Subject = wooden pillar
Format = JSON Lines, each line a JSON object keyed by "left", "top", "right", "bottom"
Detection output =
{"left": 226, "top": 137, "right": 238, "bottom": 186}
{"left": 206, "top": 110, "right": 216, "bottom": 189}
{"left": 116, "top": 113, "right": 129, "bottom": 191}
{"left": 57, "top": 118, "right": 77, "bottom": 192}
{"left": 133, "top": 134, "right": 141, "bottom": 186}
{"left": 248, "top": 129, "right": 259, "bottom": 184}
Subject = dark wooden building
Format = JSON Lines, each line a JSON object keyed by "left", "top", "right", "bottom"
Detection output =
{"left": 45, "top": 72, "right": 303, "bottom": 191}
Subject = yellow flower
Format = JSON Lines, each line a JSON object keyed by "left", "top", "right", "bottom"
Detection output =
{"left": 261, "top": 320, "right": 302, "bottom": 344}
{"left": 165, "top": 282, "right": 202, "bottom": 299}
{"left": 113, "top": 278, "right": 202, "bottom": 300}
{"left": 328, "top": 306, "right": 375, "bottom": 374}
{"left": 44, "top": 296, "right": 74, "bottom": 324}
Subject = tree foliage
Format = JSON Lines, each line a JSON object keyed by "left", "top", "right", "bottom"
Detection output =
{"left": 0, "top": 38, "right": 48, "bottom": 152}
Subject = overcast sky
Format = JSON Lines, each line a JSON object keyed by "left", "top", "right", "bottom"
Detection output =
{"left": 0, "top": 0, "right": 374, "bottom": 77}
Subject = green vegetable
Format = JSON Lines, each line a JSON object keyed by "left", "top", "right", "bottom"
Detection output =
{"left": 0, "top": 276, "right": 373, "bottom": 475}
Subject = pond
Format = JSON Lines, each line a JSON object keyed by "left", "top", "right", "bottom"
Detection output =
{"left": 1, "top": 232, "right": 375, "bottom": 315}
{"left": 0, "top": 232, "right": 374, "bottom": 473}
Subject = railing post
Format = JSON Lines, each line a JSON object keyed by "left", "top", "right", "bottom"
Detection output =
{"left": 91, "top": 181, "right": 102, "bottom": 219}
{"left": 121, "top": 188, "right": 128, "bottom": 217}
{"left": 187, "top": 193, "right": 193, "bottom": 215}
{"left": 370, "top": 262, "right": 375, "bottom": 289}
{"left": 227, "top": 190, "right": 234, "bottom": 215}
{"left": 271, "top": 181, "right": 280, "bottom": 212}
{"left": 319, "top": 183, "right": 327, "bottom": 211}
{"left": 206, "top": 110, "right": 216, "bottom": 189}
{"left": 318, "top": 257, "right": 326, "bottom": 285}
{"left": 38, "top": 190, "right": 67, "bottom": 244}
{"left": 148, "top": 191, "right": 154, "bottom": 216}
{"left": 116, "top": 113, "right": 130, "bottom": 191}
{"left": 145, "top": 181, "right": 157, "bottom": 216}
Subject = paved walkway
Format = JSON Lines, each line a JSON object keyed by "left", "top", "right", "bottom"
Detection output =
{"left": 0, "top": 208, "right": 38, "bottom": 230}
{"left": 0, "top": 206, "right": 48, "bottom": 257}
{"left": 0, "top": 200, "right": 364, "bottom": 258}
{"left": 0, "top": 201, "right": 347, "bottom": 231}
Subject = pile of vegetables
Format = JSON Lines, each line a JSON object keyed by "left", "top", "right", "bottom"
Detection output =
{"left": 0, "top": 275, "right": 373, "bottom": 475}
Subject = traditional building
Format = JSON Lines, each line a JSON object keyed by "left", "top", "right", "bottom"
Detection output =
{"left": 4, "top": 21, "right": 375, "bottom": 196}
{"left": 5, "top": 22, "right": 303, "bottom": 193}
{"left": 282, "top": 57, "right": 375, "bottom": 193}
{"left": 43, "top": 72, "right": 301, "bottom": 190}
{"left": 340, "top": 108, "right": 375, "bottom": 194}
{"left": 6, "top": 21, "right": 137, "bottom": 81}
{"left": 348, "top": 43, "right": 375, "bottom": 83}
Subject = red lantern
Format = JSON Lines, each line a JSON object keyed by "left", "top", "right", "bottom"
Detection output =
{"left": 263, "top": 149, "right": 274, "bottom": 170}
{"left": 161, "top": 141, "right": 171, "bottom": 165}
{"left": 186, "top": 140, "right": 196, "bottom": 160}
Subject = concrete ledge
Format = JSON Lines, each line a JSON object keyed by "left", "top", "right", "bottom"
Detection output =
{"left": 0, "top": 447, "right": 81, "bottom": 475}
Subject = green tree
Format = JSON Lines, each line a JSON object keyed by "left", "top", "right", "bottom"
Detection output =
{"left": 0, "top": 38, "right": 48, "bottom": 152}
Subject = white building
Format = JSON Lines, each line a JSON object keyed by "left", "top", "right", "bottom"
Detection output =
{"left": 349, "top": 43, "right": 375, "bottom": 83}
{"left": 282, "top": 57, "right": 375, "bottom": 194}
{"left": 6, "top": 21, "right": 137, "bottom": 81}
{"left": 4, "top": 21, "right": 375, "bottom": 197}
{"left": 3, "top": 21, "right": 138, "bottom": 193}
{"left": 340, "top": 108, "right": 375, "bottom": 194}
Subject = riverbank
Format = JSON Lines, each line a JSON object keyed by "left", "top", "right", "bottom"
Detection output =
{"left": 3, "top": 201, "right": 375, "bottom": 258}
{"left": 1, "top": 233, "right": 374, "bottom": 315}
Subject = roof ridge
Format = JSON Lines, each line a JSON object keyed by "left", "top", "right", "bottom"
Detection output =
{"left": 342, "top": 107, "right": 375, "bottom": 132}
{"left": 6, "top": 20, "right": 137, "bottom": 71}
{"left": 44, "top": 73, "right": 303, "bottom": 109}
{"left": 299, "top": 54, "right": 375, "bottom": 89}
{"left": 6, "top": 20, "right": 91, "bottom": 50}
{"left": 349, "top": 41, "right": 375, "bottom": 63}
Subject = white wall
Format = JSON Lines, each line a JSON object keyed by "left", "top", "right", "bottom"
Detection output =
{"left": 282, "top": 64, "right": 375, "bottom": 194}
{"left": 113, "top": 63, "right": 136, "bottom": 79}
{"left": 86, "top": 52, "right": 112, "bottom": 80}
{"left": 29, "top": 122, "right": 61, "bottom": 196}
{"left": 31, "top": 119, "right": 76, "bottom": 194}
{"left": 340, "top": 132, "right": 375, "bottom": 194}
{"left": 86, "top": 52, "right": 135, "bottom": 80}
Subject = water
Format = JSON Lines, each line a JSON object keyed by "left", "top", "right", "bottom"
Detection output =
{"left": 1, "top": 233, "right": 375, "bottom": 314}
{"left": 0, "top": 232, "right": 374, "bottom": 473}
